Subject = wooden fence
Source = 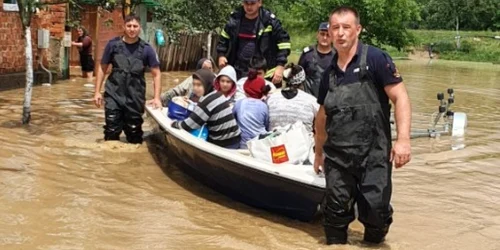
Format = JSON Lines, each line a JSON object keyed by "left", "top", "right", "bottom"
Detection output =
{"left": 156, "top": 32, "right": 219, "bottom": 72}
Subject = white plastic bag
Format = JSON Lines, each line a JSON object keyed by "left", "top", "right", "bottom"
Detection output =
{"left": 247, "top": 121, "right": 313, "bottom": 164}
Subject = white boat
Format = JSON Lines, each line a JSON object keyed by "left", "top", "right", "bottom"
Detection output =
{"left": 146, "top": 106, "right": 326, "bottom": 222}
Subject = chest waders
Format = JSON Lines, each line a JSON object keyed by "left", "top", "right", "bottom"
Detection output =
{"left": 322, "top": 45, "right": 393, "bottom": 244}
{"left": 304, "top": 46, "right": 330, "bottom": 98}
{"left": 103, "top": 40, "right": 146, "bottom": 144}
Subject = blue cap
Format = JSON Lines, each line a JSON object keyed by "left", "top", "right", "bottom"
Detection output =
{"left": 318, "top": 22, "right": 329, "bottom": 31}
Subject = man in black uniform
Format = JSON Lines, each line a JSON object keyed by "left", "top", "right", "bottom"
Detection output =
{"left": 93, "top": 14, "right": 162, "bottom": 144}
{"left": 217, "top": 0, "right": 291, "bottom": 85}
{"left": 314, "top": 7, "right": 412, "bottom": 245}
{"left": 298, "top": 22, "right": 334, "bottom": 98}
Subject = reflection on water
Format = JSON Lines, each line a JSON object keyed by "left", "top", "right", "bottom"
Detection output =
{"left": 1, "top": 60, "right": 500, "bottom": 249}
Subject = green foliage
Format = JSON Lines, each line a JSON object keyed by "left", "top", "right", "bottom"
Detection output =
{"left": 68, "top": 0, "right": 144, "bottom": 28}
{"left": 290, "top": 28, "right": 500, "bottom": 63}
{"left": 411, "top": 29, "right": 500, "bottom": 63}
{"left": 416, "top": 0, "right": 500, "bottom": 31}
{"left": 16, "top": 0, "right": 44, "bottom": 29}
{"left": 282, "top": 0, "right": 421, "bottom": 50}
{"left": 431, "top": 40, "right": 472, "bottom": 53}
{"left": 152, "top": 0, "right": 240, "bottom": 41}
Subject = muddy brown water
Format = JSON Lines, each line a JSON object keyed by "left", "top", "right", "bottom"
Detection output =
{"left": 1, "top": 59, "right": 500, "bottom": 250}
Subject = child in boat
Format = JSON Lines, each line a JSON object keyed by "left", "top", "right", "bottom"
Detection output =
{"left": 186, "top": 67, "right": 211, "bottom": 104}
{"left": 170, "top": 67, "right": 213, "bottom": 111}
{"left": 267, "top": 64, "right": 319, "bottom": 132}
{"left": 234, "top": 57, "right": 276, "bottom": 102}
{"left": 160, "top": 58, "right": 215, "bottom": 106}
{"left": 172, "top": 69, "right": 241, "bottom": 149}
{"left": 233, "top": 69, "right": 271, "bottom": 149}
{"left": 213, "top": 65, "right": 238, "bottom": 103}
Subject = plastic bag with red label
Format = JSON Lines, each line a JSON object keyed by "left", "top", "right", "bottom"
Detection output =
{"left": 247, "top": 121, "right": 313, "bottom": 165}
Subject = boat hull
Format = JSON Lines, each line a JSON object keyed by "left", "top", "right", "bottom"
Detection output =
{"left": 165, "top": 132, "right": 325, "bottom": 222}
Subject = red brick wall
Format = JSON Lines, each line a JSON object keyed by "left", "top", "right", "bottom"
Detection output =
{"left": 36, "top": 4, "right": 66, "bottom": 39}
{"left": 0, "top": 10, "right": 39, "bottom": 74}
{"left": 68, "top": 7, "right": 123, "bottom": 72}
{"left": 0, "top": 3, "right": 66, "bottom": 74}
{"left": 95, "top": 9, "right": 124, "bottom": 67}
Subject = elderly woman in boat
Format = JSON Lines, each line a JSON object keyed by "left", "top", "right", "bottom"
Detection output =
{"left": 267, "top": 63, "right": 319, "bottom": 132}
{"left": 171, "top": 67, "right": 242, "bottom": 149}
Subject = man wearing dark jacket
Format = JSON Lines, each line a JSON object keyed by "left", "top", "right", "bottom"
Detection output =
{"left": 217, "top": 0, "right": 291, "bottom": 85}
{"left": 298, "top": 22, "right": 334, "bottom": 98}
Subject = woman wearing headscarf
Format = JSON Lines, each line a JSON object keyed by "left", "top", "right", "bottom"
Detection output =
{"left": 72, "top": 26, "right": 95, "bottom": 85}
{"left": 266, "top": 63, "right": 319, "bottom": 132}
{"left": 161, "top": 57, "right": 216, "bottom": 106}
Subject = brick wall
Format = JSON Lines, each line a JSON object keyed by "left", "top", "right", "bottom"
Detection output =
{"left": 0, "top": 3, "right": 66, "bottom": 74}
{"left": 96, "top": 9, "right": 124, "bottom": 67}
{"left": 69, "top": 7, "right": 123, "bottom": 73}
{"left": 0, "top": 10, "right": 39, "bottom": 74}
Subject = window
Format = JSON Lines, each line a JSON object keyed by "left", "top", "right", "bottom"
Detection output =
{"left": 3, "top": 0, "right": 19, "bottom": 12}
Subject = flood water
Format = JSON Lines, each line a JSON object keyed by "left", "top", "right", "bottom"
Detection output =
{"left": 1, "top": 59, "right": 500, "bottom": 249}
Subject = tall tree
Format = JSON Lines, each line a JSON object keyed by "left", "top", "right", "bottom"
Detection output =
{"left": 16, "top": 0, "right": 42, "bottom": 124}
{"left": 292, "top": 0, "right": 421, "bottom": 49}
{"left": 152, "top": 0, "right": 240, "bottom": 40}
{"left": 421, "top": 0, "right": 500, "bottom": 30}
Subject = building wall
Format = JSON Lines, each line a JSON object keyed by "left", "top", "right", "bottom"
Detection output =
{"left": 0, "top": 2, "right": 66, "bottom": 75}
{"left": 0, "top": 9, "right": 38, "bottom": 74}
{"left": 95, "top": 8, "right": 124, "bottom": 68}
{"left": 69, "top": 7, "right": 124, "bottom": 73}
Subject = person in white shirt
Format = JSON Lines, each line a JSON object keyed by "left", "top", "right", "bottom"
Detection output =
{"left": 267, "top": 64, "right": 319, "bottom": 132}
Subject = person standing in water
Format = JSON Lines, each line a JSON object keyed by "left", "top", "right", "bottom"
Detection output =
{"left": 93, "top": 14, "right": 162, "bottom": 144}
{"left": 314, "top": 6, "right": 411, "bottom": 245}
{"left": 72, "top": 27, "right": 95, "bottom": 85}
{"left": 298, "top": 22, "right": 334, "bottom": 98}
{"left": 216, "top": 0, "right": 291, "bottom": 85}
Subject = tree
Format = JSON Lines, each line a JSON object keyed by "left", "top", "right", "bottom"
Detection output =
{"left": 419, "top": 0, "right": 500, "bottom": 31}
{"left": 152, "top": 0, "right": 240, "bottom": 40}
{"left": 292, "top": 0, "right": 421, "bottom": 50}
{"left": 16, "top": 0, "right": 43, "bottom": 124}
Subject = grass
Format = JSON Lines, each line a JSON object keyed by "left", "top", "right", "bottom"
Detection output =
{"left": 288, "top": 31, "right": 409, "bottom": 61}
{"left": 287, "top": 29, "right": 500, "bottom": 63}
{"left": 410, "top": 29, "right": 500, "bottom": 63}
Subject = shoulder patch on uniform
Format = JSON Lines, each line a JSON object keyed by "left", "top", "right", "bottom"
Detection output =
{"left": 270, "top": 13, "right": 276, "bottom": 19}
{"left": 303, "top": 46, "right": 311, "bottom": 53}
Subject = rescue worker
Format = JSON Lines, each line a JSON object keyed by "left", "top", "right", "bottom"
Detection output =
{"left": 216, "top": 0, "right": 291, "bottom": 86}
{"left": 93, "top": 14, "right": 162, "bottom": 144}
{"left": 314, "top": 7, "right": 411, "bottom": 245}
{"left": 298, "top": 22, "right": 335, "bottom": 98}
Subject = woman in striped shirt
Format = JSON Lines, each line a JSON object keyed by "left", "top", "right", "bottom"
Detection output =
{"left": 172, "top": 68, "right": 241, "bottom": 149}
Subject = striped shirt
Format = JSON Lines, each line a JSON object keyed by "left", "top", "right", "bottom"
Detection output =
{"left": 178, "top": 91, "right": 241, "bottom": 148}
{"left": 267, "top": 90, "right": 319, "bottom": 132}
